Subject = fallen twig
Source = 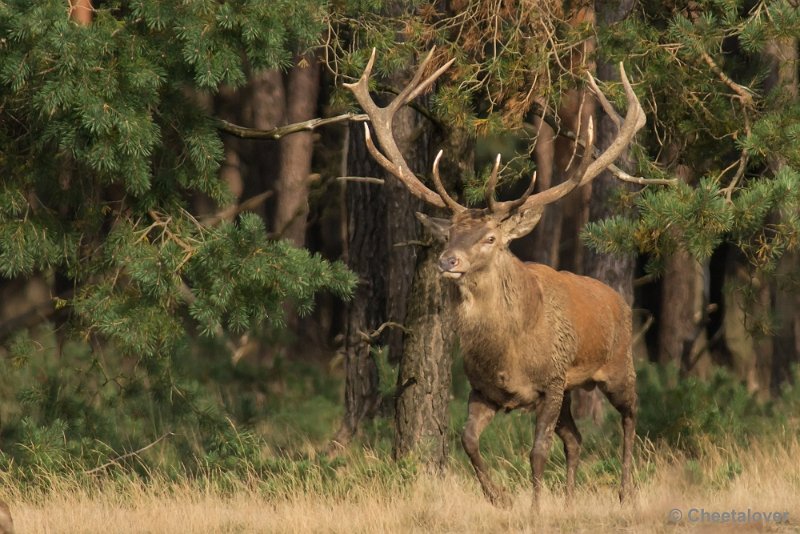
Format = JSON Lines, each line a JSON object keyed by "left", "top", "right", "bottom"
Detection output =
{"left": 85, "top": 432, "right": 175, "bottom": 475}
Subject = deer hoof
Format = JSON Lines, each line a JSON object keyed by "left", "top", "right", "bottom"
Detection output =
{"left": 485, "top": 487, "right": 512, "bottom": 509}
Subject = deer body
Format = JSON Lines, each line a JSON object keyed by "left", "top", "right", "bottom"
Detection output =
{"left": 345, "top": 48, "right": 643, "bottom": 507}
{"left": 456, "top": 251, "right": 633, "bottom": 413}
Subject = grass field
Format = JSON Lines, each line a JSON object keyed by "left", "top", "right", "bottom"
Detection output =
{"left": 3, "top": 433, "right": 798, "bottom": 533}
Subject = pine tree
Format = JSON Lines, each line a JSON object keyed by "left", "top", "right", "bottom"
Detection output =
{"left": 0, "top": 0, "right": 354, "bottom": 468}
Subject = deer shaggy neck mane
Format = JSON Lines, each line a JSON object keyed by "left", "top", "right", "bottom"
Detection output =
{"left": 453, "top": 250, "right": 541, "bottom": 333}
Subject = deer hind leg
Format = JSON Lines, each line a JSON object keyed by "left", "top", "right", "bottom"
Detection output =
{"left": 599, "top": 365, "right": 637, "bottom": 503}
{"left": 555, "top": 393, "right": 582, "bottom": 499}
{"left": 462, "top": 389, "right": 509, "bottom": 507}
{"left": 530, "top": 385, "right": 564, "bottom": 508}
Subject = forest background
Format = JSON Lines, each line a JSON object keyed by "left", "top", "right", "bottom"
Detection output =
{"left": 0, "top": 0, "right": 799, "bottom": 531}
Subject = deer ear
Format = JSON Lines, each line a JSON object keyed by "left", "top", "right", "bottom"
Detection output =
{"left": 415, "top": 212, "right": 451, "bottom": 242}
{"left": 500, "top": 208, "right": 543, "bottom": 242}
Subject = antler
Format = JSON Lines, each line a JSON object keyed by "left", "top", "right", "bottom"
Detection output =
{"left": 491, "top": 63, "right": 645, "bottom": 217}
{"left": 344, "top": 48, "right": 459, "bottom": 211}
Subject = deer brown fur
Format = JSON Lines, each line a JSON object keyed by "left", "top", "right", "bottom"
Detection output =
{"left": 345, "top": 48, "right": 644, "bottom": 507}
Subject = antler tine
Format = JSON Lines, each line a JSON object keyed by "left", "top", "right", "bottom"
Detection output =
{"left": 362, "top": 123, "right": 400, "bottom": 175}
{"left": 433, "top": 150, "right": 466, "bottom": 213}
{"left": 342, "top": 48, "right": 379, "bottom": 115}
{"left": 398, "top": 54, "right": 457, "bottom": 109}
{"left": 494, "top": 171, "right": 538, "bottom": 214}
{"left": 587, "top": 74, "right": 621, "bottom": 130}
{"left": 511, "top": 63, "right": 645, "bottom": 214}
{"left": 485, "top": 154, "right": 502, "bottom": 212}
{"left": 344, "top": 48, "right": 458, "bottom": 210}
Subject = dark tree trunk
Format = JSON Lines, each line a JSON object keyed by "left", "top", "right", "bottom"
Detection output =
{"left": 382, "top": 78, "right": 426, "bottom": 365}
{"left": 393, "top": 127, "right": 467, "bottom": 469}
{"left": 763, "top": 34, "right": 799, "bottom": 395}
{"left": 393, "top": 241, "right": 454, "bottom": 469}
{"left": 721, "top": 248, "right": 760, "bottom": 393}
{"left": 332, "top": 55, "right": 430, "bottom": 447}
{"left": 529, "top": 112, "right": 561, "bottom": 267}
{"left": 529, "top": 3, "right": 595, "bottom": 270}
{"left": 337, "top": 0, "right": 450, "bottom": 465}
{"left": 658, "top": 248, "right": 708, "bottom": 370}
{"left": 332, "top": 123, "right": 387, "bottom": 448}
{"left": 655, "top": 158, "right": 710, "bottom": 376}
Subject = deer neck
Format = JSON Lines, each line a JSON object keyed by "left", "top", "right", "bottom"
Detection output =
{"left": 454, "top": 250, "right": 540, "bottom": 333}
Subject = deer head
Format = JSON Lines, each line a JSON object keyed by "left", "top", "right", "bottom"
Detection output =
{"left": 345, "top": 48, "right": 645, "bottom": 281}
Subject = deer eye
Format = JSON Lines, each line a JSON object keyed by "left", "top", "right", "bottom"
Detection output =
{"left": 484, "top": 236, "right": 496, "bottom": 245}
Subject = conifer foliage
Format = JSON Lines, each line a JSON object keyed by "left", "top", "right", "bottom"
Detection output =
{"left": 0, "top": 0, "right": 354, "bottom": 357}
{"left": 582, "top": 1, "right": 800, "bottom": 275}
{"left": 0, "top": 0, "right": 354, "bottom": 472}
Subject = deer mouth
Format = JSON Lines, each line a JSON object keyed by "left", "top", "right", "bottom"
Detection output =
{"left": 442, "top": 271, "right": 464, "bottom": 280}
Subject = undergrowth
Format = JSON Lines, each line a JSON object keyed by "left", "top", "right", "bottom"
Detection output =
{"left": 0, "top": 322, "right": 798, "bottom": 499}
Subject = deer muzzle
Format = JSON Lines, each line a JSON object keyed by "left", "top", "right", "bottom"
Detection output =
{"left": 438, "top": 253, "right": 464, "bottom": 279}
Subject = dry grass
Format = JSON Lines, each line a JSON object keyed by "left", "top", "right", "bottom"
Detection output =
{"left": 4, "top": 437, "right": 799, "bottom": 533}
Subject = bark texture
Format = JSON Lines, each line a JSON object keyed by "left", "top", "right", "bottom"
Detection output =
{"left": 763, "top": 34, "right": 799, "bottom": 395}
{"left": 393, "top": 127, "right": 467, "bottom": 469}
{"left": 383, "top": 81, "right": 425, "bottom": 364}
{"left": 333, "top": 123, "right": 386, "bottom": 447}
{"left": 393, "top": 241, "right": 453, "bottom": 469}
{"left": 69, "top": 0, "right": 92, "bottom": 25}
{"left": 275, "top": 54, "right": 320, "bottom": 246}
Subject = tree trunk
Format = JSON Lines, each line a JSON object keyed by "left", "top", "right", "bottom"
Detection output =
{"left": 331, "top": 123, "right": 387, "bottom": 449}
{"left": 69, "top": 0, "right": 92, "bottom": 25}
{"left": 529, "top": 2, "right": 595, "bottom": 271}
{"left": 658, "top": 247, "right": 709, "bottom": 374}
{"left": 382, "top": 78, "right": 426, "bottom": 365}
{"left": 249, "top": 69, "right": 286, "bottom": 221}
{"left": 339, "top": 0, "right": 450, "bottom": 465}
{"left": 529, "top": 111, "right": 560, "bottom": 267}
{"left": 275, "top": 54, "right": 320, "bottom": 246}
{"left": 763, "top": 34, "right": 799, "bottom": 395}
{"left": 333, "top": 51, "right": 431, "bottom": 447}
{"left": 393, "top": 127, "right": 467, "bottom": 469}
{"left": 393, "top": 240, "right": 454, "bottom": 469}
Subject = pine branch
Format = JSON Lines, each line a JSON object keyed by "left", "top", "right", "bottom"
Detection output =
{"left": 216, "top": 113, "right": 368, "bottom": 139}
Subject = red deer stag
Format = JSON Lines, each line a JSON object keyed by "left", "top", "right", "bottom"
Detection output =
{"left": 345, "top": 48, "right": 645, "bottom": 506}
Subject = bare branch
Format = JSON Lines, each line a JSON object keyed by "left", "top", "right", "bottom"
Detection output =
{"left": 216, "top": 113, "right": 368, "bottom": 140}
{"left": 358, "top": 321, "right": 410, "bottom": 343}
{"left": 700, "top": 50, "right": 756, "bottom": 107}
{"left": 611, "top": 165, "right": 676, "bottom": 186}
{"left": 200, "top": 190, "right": 274, "bottom": 226}
{"left": 336, "top": 176, "right": 385, "bottom": 185}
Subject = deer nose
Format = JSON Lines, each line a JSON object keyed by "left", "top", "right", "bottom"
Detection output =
{"left": 438, "top": 255, "right": 460, "bottom": 272}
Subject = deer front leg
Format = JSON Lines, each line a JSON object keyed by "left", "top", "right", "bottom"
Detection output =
{"left": 555, "top": 393, "right": 582, "bottom": 499}
{"left": 530, "top": 385, "right": 564, "bottom": 507}
{"left": 462, "top": 389, "right": 509, "bottom": 507}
